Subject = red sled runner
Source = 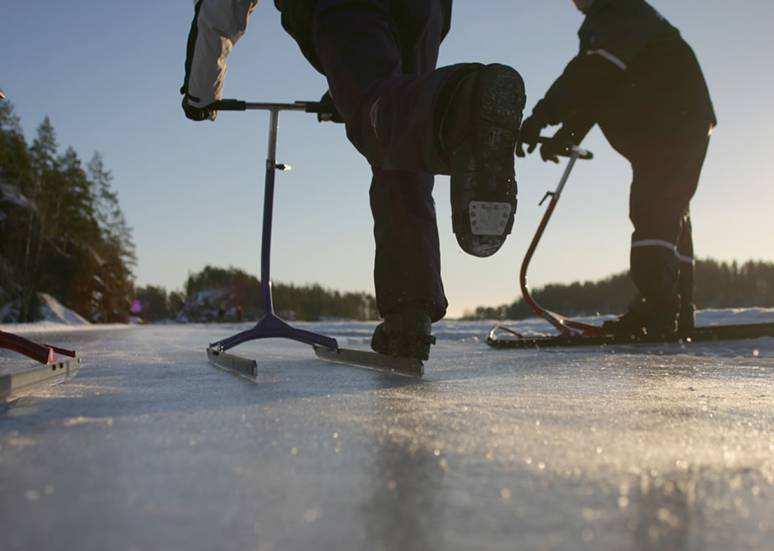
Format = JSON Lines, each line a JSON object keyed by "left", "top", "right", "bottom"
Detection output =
{"left": 487, "top": 141, "right": 774, "bottom": 350}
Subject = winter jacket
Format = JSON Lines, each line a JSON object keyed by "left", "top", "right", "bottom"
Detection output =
{"left": 533, "top": 0, "right": 716, "bottom": 156}
{"left": 181, "top": 0, "right": 453, "bottom": 108}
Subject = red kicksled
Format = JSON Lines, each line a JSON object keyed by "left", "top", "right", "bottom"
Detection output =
{"left": 0, "top": 329, "right": 77, "bottom": 364}
{"left": 0, "top": 329, "right": 80, "bottom": 401}
{"left": 487, "top": 140, "right": 774, "bottom": 349}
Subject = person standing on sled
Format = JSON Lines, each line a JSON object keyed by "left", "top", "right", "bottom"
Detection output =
{"left": 517, "top": 0, "right": 715, "bottom": 338}
{"left": 180, "top": 0, "right": 526, "bottom": 360}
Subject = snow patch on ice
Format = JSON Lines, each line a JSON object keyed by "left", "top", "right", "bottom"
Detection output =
{"left": 37, "top": 293, "right": 90, "bottom": 325}
{"left": 1, "top": 293, "right": 90, "bottom": 325}
{"left": 0, "top": 293, "right": 129, "bottom": 334}
{"left": 0, "top": 294, "right": 97, "bottom": 330}
{"left": 0, "top": 322, "right": 128, "bottom": 335}
{"left": 0, "top": 181, "right": 33, "bottom": 210}
{"left": 0, "top": 300, "right": 20, "bottom": 323}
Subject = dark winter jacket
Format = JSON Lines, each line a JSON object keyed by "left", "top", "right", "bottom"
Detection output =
{"left": 533, "top": 0, "right": 716, "bottom": 157}
{"left": 275, "top": 0, "right": 453, "bottom": 74}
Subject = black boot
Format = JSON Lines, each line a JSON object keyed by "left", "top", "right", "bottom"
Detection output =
{"left": 677, "top": 261, "right": 696, "bottom": 334}
{"left": 438, "top": 64, "right": 525, "bottom": 258}
{"left": 371, "top": 309, "right": 436, "bottom": 361}
{"left": 603, "top": 296, "right": 679, "bottom": 339}
{"left": 622, "top": 241, "right": 681, "bottom": 338}
{"left": 646, "top": 297, "right": 680, "bottom": 338}
{"left": 603, "top": 296, "right": 648, "bottom": 338}
{"left": 678, "top": 303, "right": 695, "bottom": 334}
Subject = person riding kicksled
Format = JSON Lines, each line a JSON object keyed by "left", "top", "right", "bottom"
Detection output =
{"left": 181, "top": 0, "right": 526, "bottom": 361}
{"left": 517, "top": 0, "right": 716, "bottom": 338}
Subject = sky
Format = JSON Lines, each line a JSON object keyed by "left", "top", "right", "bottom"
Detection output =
{"left": 2, "top": 0, "right": 774, "bottom": 318}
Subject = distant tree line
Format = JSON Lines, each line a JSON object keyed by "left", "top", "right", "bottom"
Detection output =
{"left": 0, "top": 101, "right": 135, "bottom": 322}
{"left": 0, "top": 102, "right": 380, "bottom": 325}
{"left": 463, "top": 259, "right": 774, "bottom": 320}
{"left": 134, "top": 265, "right": 378, "bottom": 322}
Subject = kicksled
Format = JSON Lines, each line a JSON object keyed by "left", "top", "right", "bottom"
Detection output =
{"left": 0, "top": 330, "right": 80, "bottom": 401}
{"left": 204, "top": 99, "right": 424, "bottom": 378}
{"left": 487, "top": 140, "right": 774, "bottom": 350}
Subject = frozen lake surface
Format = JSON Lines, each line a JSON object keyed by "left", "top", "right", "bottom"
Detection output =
{"left": 1, "top": 311, "right": 773, "bottom": 550}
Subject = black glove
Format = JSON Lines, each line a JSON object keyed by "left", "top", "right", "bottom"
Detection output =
{"left": 181, "top": 93, "right": 217, "bottom": 122}
{"left": 539, "top": 126, "right": 575, "bottom": 163}
{"left": 516, "top": 115, "right": 546, "bottom": 158}
{"left": 317, "top": 91, "right": 344, "bottom": 123}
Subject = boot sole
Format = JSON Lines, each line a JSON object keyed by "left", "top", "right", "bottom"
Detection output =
{"left": 452, "top": 64, "right": 525, "bottom": 258}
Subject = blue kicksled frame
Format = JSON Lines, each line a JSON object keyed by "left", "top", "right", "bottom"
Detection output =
{"left": 206, "top": 101, "right": 339, "bottom": 377}
{"left": 205, "top": 100, "right": 424, "bottom": 378}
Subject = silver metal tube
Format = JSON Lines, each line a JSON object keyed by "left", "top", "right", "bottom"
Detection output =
{"left": 260, "top": 110, "right": 281, "bottom": 314}
{"left": 245, "top": 102, "right": 312, "bottom": 112}
{"left": 267, "top": 109, "right": 279, "bottom": 162}
{"left": 554, "top": 149, "right": 581, "bottom": 197}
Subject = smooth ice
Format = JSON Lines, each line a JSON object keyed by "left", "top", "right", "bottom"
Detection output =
{"left": 1, "top": 313, "right": 773, "bottom": 551}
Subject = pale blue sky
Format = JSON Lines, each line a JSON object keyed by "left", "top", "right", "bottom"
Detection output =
{"left": 2, "top": 1, "right": 773, "bottom": 317}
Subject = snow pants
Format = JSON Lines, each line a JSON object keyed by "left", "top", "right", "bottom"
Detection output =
{"left": 285, "top": 0, "right": 459, "bottom": 321}
{"left": 628, "top": 124, "right": 711, "bottom": 316}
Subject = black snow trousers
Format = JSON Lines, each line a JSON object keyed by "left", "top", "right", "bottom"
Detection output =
{"left": 283, "top": 0, "right": 460, "bottom": 321}
{"left": 627, "top": 124, "right": 711, "bottom": 319}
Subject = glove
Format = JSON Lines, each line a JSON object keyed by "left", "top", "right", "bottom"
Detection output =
{"left": 540, "top": 128, "right": 576, "bottom": 164}
{"left": 181, "top": 93, "right": 217, "bottom": 122}
{"left": 317, "top": 91, "right": 344, "bottom": 124}
{"left": 516, "top": 115, "right": 546, "bottom": 158}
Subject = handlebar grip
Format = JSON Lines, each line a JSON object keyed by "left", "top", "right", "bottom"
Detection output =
{"left": 299, "top": 101, "right": 325, "bottom": 114}
{"left": 212, "top": 99, "right": 246, "bottom": 111}
{"left": 575, "top": 149, "right": 593, "bottom": 161}
{"left": 299, "top": 101, "right": 339, "bottom": 123}
{"left": 537, "top": 136, "right": 594, "bottom": 160}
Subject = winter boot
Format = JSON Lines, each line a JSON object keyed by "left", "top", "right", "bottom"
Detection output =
{"left": 678, "top": 303, "right": 695, "bottom": 334}
{"left": 677, "top": 262, "right": 696, "bottom": 334}
{"left": 371, "top": 309, "right": 436, "bottom": 361}
{"left": 438, "top": 63, "right": 525, "bottom": 258}
{"left": 602, "top": 306, "right": 648, "bottom": 339}
{"left": 602, "top": 295, "right": 680, "bottom": 339}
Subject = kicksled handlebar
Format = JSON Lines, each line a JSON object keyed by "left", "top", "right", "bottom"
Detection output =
{"left": 212, "top": 99, "right": 338, "bottom": 121}
{"left": 212, "top": 101, "right": 598, "bottom": 155}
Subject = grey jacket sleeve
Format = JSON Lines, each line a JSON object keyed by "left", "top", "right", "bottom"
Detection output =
{"left": 182, "top": 0, "right": 260, "bottom": 107}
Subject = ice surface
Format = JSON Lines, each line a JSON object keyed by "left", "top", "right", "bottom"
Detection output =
{"left": 0, "top": 309, "right": 773, "bottom": 550}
